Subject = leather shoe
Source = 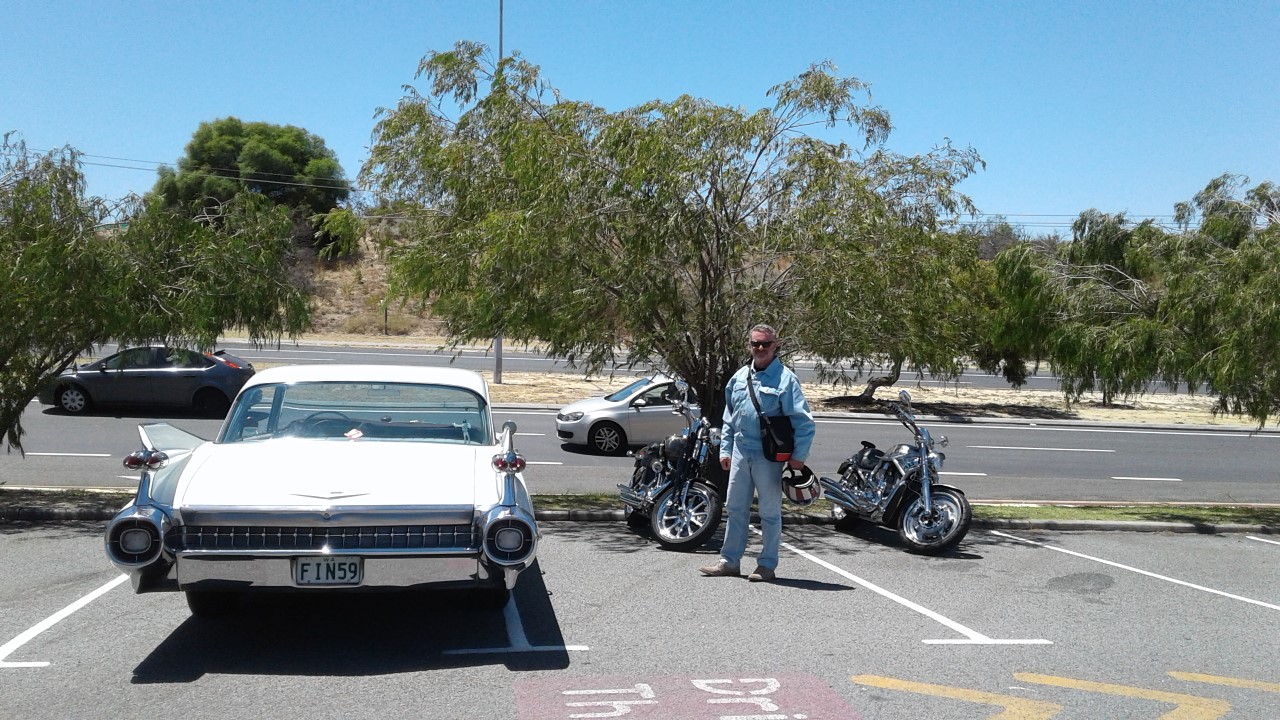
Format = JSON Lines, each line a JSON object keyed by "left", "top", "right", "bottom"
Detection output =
{"left": 747, "top": 566, "right": 776, "bottom": 582}
{"left": 698, "top": 561, "right": 741, "bottom": 577}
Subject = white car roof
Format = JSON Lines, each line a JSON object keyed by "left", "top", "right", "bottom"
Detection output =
{"left": 241, "top": 364, "right": 491, "bottom": 401}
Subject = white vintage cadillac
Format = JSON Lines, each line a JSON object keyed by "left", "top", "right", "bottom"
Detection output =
{"left": 104, "top": 364, "right": 539, "bottom": 617}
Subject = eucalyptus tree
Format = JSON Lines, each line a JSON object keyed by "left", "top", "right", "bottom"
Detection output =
{"left": 1, "top": 138, "right": 310, "bottom": 452}
{"left": 362, "top": 41, "right": 984, "bottom": 418}
{"left": 990, "top": 174, "right": 1280, "bottom": 425}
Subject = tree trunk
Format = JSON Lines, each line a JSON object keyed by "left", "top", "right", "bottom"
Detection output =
{"left": 855, "top": 356, "right": 904, "bottom": 403}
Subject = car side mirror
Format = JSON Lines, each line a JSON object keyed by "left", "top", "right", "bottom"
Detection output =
{"left": 632, "top": 398, "right": 648, "bottom": 408}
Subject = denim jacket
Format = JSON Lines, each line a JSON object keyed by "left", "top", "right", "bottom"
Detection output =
{"left": 720, "top": 357, "right": 816, "bottom": 462}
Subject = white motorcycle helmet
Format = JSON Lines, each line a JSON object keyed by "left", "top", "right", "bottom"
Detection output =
{"left": 781, "top": 464, "right": 822, "bottom": 505}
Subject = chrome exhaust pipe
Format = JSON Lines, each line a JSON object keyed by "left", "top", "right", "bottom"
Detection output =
{"left": 818, "top": 476, "right": 859, "bottom": 511}
{"left": 618, "top": 484, "right": 647, "bottom": 508}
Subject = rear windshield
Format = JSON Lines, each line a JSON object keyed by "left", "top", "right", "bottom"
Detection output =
{"left": 218, "top": 381, "right": 491, "bottom": 445}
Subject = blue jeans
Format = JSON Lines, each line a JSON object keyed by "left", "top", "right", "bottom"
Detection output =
{"left": 719, "top": 443, "right": 784, "bottom": 570}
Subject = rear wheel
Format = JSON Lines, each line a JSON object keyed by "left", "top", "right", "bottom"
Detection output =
{"left": 185, "top": 590, "right": 239, "bottom": 618}
{"left": 57, "top": 385, "right": 91, "bottom": 414}
{"left": 897, "top": 487, "right": 972, "bottom": 555}
{"left": 622, "top": 503, "right": 650, "bottom": 529}
{"left": 589, "top": 421, "right": 627, "bottom": 455}
{"left": 650, "top": 481, "right": 723, "bottom": 551}
{"left": 832, "top": 504, "right": 862, "bottom": 533}
{"left": 193, "top": 388, "right": 231, "bottom": 418}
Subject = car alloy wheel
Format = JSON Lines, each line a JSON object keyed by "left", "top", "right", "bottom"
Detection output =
{"left": 589, "top": 421, "right": 627, "bottom": 455}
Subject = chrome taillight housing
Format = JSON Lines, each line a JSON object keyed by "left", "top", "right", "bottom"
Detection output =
{"left": 105, "top": 507, "right": 168, "bottom": 567}
{"left": 482, "top": 511, "right": 537, "bottom": 566}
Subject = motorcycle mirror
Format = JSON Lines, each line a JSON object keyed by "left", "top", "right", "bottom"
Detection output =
{"left": 674, "top": 379, "right": 688, "bottom": 394}
{"left": 899, "top": 389, "right": 912, "bottom": 404}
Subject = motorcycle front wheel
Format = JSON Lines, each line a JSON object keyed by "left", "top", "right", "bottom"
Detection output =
{"left": 896, "top": 487, "right": 972, "bottom": 555}
{"left": 650, "top": 481, "right": 723, "bottom": 551}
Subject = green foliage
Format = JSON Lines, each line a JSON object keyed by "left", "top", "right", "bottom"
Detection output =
{"left": 362, "top": 42, "right": 984, "bottom": 415}
{"left": 314, "top": 207, "right": 367, "bottom": 260}
{"left": 152, "top": 117, "right": 351, "bottom": 238}
{"left": 1, "top": 137, "right": 311, "bottom": 452}
{"left": 991, "top": 174, "right": 1280, "bottom": 425}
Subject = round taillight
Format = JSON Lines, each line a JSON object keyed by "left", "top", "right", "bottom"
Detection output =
{"left": 123, "top": 450, "right": 169, "bottom": 471}
{"left": 491, "top": 452, "right": 527, "bottom": 473}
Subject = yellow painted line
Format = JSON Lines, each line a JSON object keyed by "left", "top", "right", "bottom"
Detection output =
{"left": 1015, "top": 673, "right": 1232, "bottom": 719}
{"left": 1169, "top": 671, "right": 1280, "bottom": 693}
{"left": 851, "top": 675, "right": 1062, "bottom": 719}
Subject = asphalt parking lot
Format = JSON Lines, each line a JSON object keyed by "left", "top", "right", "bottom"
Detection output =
{"left": 2, "top": 519, "right": 1278, "bottom": 719}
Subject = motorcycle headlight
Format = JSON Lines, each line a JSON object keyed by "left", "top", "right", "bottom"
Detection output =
{"left": 928, "top": 452, "right": 945, "bottom": 471}
{"left": 559, "top": 411, "right": 583, "bottom": 422}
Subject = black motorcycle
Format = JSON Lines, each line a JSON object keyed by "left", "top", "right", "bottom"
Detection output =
{"left": 619, "top": 379, "right": 724, "bottom": 550}
{"left": 819, "top": 390, "right": 972, "bottom": 554}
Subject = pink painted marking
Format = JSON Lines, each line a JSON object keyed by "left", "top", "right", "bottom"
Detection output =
{"left": 515, "top": 672, "right": 861, "bottom": 719}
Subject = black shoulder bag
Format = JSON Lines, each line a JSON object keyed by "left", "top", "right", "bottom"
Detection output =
{"left": 747, "top": 367, "right": 795, "bottom": 462}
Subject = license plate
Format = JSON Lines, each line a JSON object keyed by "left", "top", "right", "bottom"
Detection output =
{"left": 294, "top": 556, "right": 363, "bottom": 586}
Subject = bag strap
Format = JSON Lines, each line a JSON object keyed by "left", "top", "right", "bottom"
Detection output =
{"left": 746, "top": 367, "right": 778, "bottom": 435}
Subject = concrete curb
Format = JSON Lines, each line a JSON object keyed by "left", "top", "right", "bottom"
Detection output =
{"left": 3, "top": 504, "right": 1275, "bottom": 534}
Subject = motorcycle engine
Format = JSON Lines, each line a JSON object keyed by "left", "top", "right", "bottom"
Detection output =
{"left": 664, "top": 433, "right": 688, "bottom": 459}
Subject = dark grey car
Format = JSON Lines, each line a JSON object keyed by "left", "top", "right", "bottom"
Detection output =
{"left": 38, "top": 346, "right": 255, "bottom": 416}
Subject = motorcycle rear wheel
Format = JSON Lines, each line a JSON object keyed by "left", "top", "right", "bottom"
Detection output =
{"left": 622, "top": 503, "right": 650, "bottom": 528}
{"left": 650, "top": 481, "right": 723, "bottom": 551}
{"left": 896, "top": 487, "right": 972, "bottom": 555}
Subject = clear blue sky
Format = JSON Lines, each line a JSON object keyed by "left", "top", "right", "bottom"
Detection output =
{"left": 4, "top": 0, "right": 1276, "bottom": 234}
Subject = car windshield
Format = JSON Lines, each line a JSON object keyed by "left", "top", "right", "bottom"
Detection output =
{"left": 218, "top": 381, "right": 491, "bottom": 445}
{"left": 604, "top": 377, "right": 656, "bottom": 402}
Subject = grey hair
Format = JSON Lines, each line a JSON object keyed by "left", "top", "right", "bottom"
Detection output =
{"left": 749, "top": 323, "right": 778, "bottom": 339}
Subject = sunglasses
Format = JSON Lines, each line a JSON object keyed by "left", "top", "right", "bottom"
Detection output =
{"left": 749, "top": 340, "right": 776, "bottom": 349}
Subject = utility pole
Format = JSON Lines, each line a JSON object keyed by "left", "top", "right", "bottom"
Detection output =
{"left": 493, "top": 0, "right": 505, "bottom": 384}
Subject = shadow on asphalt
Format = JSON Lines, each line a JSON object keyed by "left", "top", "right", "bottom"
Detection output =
{"left": 131, "top": 560, "right": 571, "bottom": 682}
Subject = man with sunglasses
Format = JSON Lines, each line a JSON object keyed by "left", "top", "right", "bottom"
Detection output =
{"left": 700, "top": 324, "right": 815, "bottom": 582}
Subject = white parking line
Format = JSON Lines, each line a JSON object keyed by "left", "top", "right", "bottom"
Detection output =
{"left": 1111, "top": 476, "right": 1183, "bottom": 482}
{"left": 0, "top": 574, "right": 129, "bottom": 669}
{"left": 444, "top": 595, "right": 588, "bottom": 655}
{"left": 969, "top": 446, "right": 1115, "bottom": 452}
{"left": 991, "top": 531, "right": 1280, "bottom": 611}
{"left": 766, "top": 529, "right": 1051, "bottom": 645}
{"left": 1247, "top": 536, "right": 1280, "bottom": 547}
{"left": 940, "top": 472, "right": 987, "bottom": 477}
{"left": 24, "top": 453, "right": 112, "bottom": 458}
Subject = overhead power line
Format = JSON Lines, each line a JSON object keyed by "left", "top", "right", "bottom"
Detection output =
{"left": 1, "top": 144, "right": 1189, "bottom": 225}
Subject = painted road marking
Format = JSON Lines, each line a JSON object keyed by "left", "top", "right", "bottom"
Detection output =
{"left": 23, "top": 452, "right": 112, "bottom": 458}
{"left": 969, "top": 445, "right": 1115, "bottom": 452}
{"left": 1246, "top": 535, "right": 1280, "bottom": 547}
{"left": 1169, "top": 671, "right": 1280, "bottom": 694}
{"left": 770, "top": 529, "right": 1051, "bottom": 645}
{"left": 1015, "top": 673, "right": 1232, "bottom": 718}
{"left": 515, "top": 673, "right": 859, "bottom": 719}
{"left": 0, "top": 574, "right": 129, "bottom": 669}
{"left": 851, "top": 675, "right": 1062, "bottom": 718}
{"left": 940, "top": 471, "right": 987, "bottom": 476}
{"left": 1111, "top": 476, "right": 1184, "bottom": 482}
{"left": 991, "top": 531, "right": 1280, "bottom": 612}
{"left": 444, "top": 594, "right": 588, "bottom": 655}
{"left": 527, "top": 461, "right": 564, "bottom": 466}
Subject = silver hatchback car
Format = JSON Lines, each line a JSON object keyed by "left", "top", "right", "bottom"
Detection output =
{"left": 555, "top": 374, "right": 700, "bottom": 455}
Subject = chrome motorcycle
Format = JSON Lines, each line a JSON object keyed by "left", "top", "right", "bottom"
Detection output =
{"left": 619, "top": 379, "right": 725, "bottom": 550}
{"left": 819, "top": 390, "right": 972, "bottom": 554}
